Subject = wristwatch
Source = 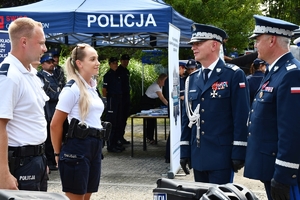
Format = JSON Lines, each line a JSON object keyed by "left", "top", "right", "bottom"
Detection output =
{"left": 54, "top": 153, "right": 60, "bottom": 157}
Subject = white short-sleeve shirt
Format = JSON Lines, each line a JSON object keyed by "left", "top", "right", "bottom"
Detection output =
{"left": 145, "top": 82, "right": 161, "bottom": 99}
{"left": 56, "top": 79, "right": 104, "bottom": 129}
{"left": 0, "top": 53, "right": 48, "bottom": 146}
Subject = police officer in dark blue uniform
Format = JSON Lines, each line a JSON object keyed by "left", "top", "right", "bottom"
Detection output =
{"left": 102, "top": 57, "right": 124, "bottom": 153}
{"left": 246, "top": 58, "right": 267, "bottom": 105}
{"left": 244, "top": 15, "right": 300, "bottom": 200}
{"left": 48, "top": 47, "right": 66, "bottom": 86}
{"left": 117, "top": 54, "right": 131, "bottom": 145}
{"left": 37, "top": 53, "right": 65, "bottom": 170}
{"left": 180, "top": 23, "right": 250, "bottom": 184}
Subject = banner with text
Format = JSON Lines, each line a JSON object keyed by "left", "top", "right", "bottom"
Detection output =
{"left": 0, "top": 31, "right": 10, "bottom": 63}
{"left": 167, "top": 23, "right": 181, "bottom": 178}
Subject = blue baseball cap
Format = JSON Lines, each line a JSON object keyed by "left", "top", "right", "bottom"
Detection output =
{"left": 253, "top": 58, "right": 266, "bottom": 66}
{"left": 185, "top": 59, "right": 197, "bottom": 69}
{"left": 179, "top": 62, "right": 186, "bottom": 67}
{"left": 249, "top": 15, "right": 299, "bottom": 39}
{"left": 189, "top": 23, "right": 227, "bottom": 44}
{"left": 40, "top": 53, "right": 54, "bottom": 63}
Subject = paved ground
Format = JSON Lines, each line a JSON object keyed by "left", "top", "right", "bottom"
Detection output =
{"left": 47, "top": 123, "right": 268, "bottom": 200}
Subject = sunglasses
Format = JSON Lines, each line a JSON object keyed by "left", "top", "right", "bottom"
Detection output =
{"left": 75, "top": 43, "right": 86, "bottom": 62}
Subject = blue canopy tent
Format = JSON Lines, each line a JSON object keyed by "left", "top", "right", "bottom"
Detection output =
{"left": 0, "top": 0, "right": 194, "bottom": 47}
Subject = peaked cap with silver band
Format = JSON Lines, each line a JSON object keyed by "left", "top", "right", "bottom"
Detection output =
{"left": 249, "top": 15, "right": 299, "bottom": 39}
{"left": 189, "top": 23, "right": 227, "bottom": 44}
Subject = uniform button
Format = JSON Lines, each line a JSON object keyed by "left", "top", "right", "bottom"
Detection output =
{"left": 254, "top": 98, "right": 256, "bottom": 102}
{"left": 292, "top": 175, "right": 297, "bottom": 178}
{"left": 201, "top": 120, "right": 204, "bottom": 124}
{"left": 201, "top": 131, "right": 204, "bottom": 135}
{"left": 201, "top": 98, "right": 205, "bottom": 101}
{"left": 251, "top": 109, "right": 254, "bottom": 113}
{"left": 249, "top": 121, "right": 251, "bottom": 125}
{"left": 218, "top": 95, "right": 221, "bottom": 98}
{"left": 201, "top": 109, "right": 205, "bottom": 113}
{"left": 272, "top": 152, "right": 276, "bottom": 156}
{"left": 248, "top": 132, "right": 251, "bottom": 136}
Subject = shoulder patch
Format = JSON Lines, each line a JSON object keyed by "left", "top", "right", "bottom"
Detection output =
{"left": 64, "top": 79, "right": 75, "bottom": 87}
{"left": 225, "top": 63, "right": 240, "bottom": 71}
{"left": 0, "top": 63, "right": 10, "bottom": 76}
{"left": 286, "top": 64, "right": 297, "bottom": 71}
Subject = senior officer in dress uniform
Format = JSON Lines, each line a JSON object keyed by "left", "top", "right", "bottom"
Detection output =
{"left": 244, "top": 15, "right": 300, "bottom": 200}
{"left": 180, "top": 23, "right": 250, "bottom": 184}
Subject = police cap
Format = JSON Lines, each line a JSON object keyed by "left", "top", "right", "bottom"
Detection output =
{"left": 109, "top": 57, "right": 118, "bottom": 64}
{"left": 249, "top": 15, "right": 299, "bottom": 39}
{"left": 189, "top": 23, "right": 227, "bottom": 44}
{"left": 40, "top": 53, "right": 54, "bottom": 63}
{"left": 121, "top": 54, "right": 130, "bottom": 60}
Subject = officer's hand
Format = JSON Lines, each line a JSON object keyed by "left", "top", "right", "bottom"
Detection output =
{"left": 232, "top": 159, "right": 244, "bottom": 172}
{"left": 0, "top": 172, "right": 18, "bottom": 190}
{"left": 180, "top": 158, "right": 191, "bottom": 175}
{"left": 271, "top": 178, "right": 290, "bottom": 200}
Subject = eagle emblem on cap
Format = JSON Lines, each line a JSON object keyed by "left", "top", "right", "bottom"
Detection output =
{"left": 192, "top": 24, "right": 196, "bottom": 31}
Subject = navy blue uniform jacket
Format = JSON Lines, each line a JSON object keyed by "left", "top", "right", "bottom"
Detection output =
{"left": 244, "top": 52, "right": 300, "bottom": 185}
{"left": 180, "top": 59, "right": 250, "bottom": 171}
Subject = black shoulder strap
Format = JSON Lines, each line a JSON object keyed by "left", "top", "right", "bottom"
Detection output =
{"left": 64, "top": 79, "right": 75, "bottom": 87}
{"left": 0, "top": 63, "right": 10, "bottom": 76}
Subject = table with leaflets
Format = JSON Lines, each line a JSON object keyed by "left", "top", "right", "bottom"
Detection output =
{"left": 130, "top": 108, "right": 168, "bottom": 157}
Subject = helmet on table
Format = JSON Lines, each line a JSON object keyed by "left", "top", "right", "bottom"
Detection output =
{"left": 200, "top": 183, "right": 258, "bottom": 200}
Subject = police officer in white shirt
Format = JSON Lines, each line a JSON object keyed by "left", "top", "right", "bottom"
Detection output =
{"left": 0, "top": 17, "right": 48, "bottom": 191}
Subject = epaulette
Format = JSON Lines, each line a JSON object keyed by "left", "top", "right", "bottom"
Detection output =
{"left": 225, "top": 63, "right": 240, "bottom": 71}
{"left": 64, "top": 79, "right": 75, "bottom": 87}
{"left": 0, "top": 63, "right": 10, "bottom": 76}
{"left": 286, "top": 64, "right": 297, "bottom": 71}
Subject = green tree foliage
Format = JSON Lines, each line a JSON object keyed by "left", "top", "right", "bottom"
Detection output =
{"left": 261, "top": 0, "right": 300, "bottom": 25}
{"left": 165, "top": 0, "right": 262, "bottom": 54}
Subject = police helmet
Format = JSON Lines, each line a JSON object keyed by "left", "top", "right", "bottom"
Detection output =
{"left": 200, "top": 183, "right": 258, "bottom": 200}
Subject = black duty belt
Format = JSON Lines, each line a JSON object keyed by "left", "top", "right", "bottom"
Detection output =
{"left": 67, "top": 118, "right": 105, "bottom": 140}
{"left": 84, "top": 127, "right": 105, "bottom": 139}
{"left": 8, "top": 143, "right": 45, "bottom": 157}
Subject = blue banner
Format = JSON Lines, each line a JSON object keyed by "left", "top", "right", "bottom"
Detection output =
{"left": 0, "top": 31, "right": 10, "bottom": 63}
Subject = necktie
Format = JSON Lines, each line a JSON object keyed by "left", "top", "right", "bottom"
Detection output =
{"left": 203, "top": 69, "right": 211, "bottom": 84}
